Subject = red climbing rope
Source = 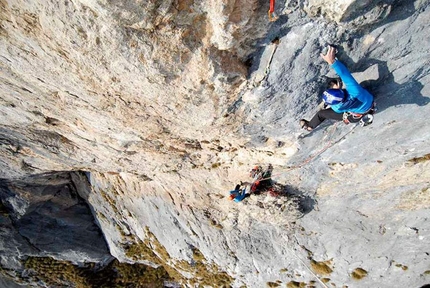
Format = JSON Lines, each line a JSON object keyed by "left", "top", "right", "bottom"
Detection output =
{"left": 257, "top": 122, "right": 359, "bottom": 182}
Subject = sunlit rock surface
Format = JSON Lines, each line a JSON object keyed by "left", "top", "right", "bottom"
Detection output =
{"left": 1, "top": 0, "right": 430, "bottom": 287}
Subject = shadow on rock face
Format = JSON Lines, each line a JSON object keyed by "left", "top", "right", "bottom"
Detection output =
{"left": 336, "top": 1, "right": 430, "bottom": 113}
{"left": 334, "top": 42, "right": 429, "bottom": 113}
{"left": 255, "top": 181, "right": 317, "bottom": 218}
{"left": 281, "top": 183, "right": 317, "bottom": 216}
{"left": 0, "top": 172, "right": 110, "bottom": 263}
{"left": 245, "top": 14, "right": 290, "bottom": 78}
{"left": 354, "top": 58, "right": 429, "bottom": 113}
{"left": 354, "top": 0, "right": 425, "bottom": 33}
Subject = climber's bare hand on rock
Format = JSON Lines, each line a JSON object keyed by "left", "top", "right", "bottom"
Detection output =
{"left": 321, "top": 46, "right": 336, "bottom": 65}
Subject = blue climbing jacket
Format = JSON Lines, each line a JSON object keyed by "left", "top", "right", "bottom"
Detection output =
{"left": 329, "top": 60, "right": 374, "bottom": 114}
{"left": 229, "top": 188, "right": 248, "bottom": 202}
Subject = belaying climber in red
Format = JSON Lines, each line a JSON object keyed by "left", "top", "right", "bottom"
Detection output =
{"left": 228, "top": 165, "right": 274, "bottom": 202}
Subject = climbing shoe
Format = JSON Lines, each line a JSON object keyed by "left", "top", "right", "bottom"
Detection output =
{"left": 300, "top": 119, "right": 312, "bottom": 131}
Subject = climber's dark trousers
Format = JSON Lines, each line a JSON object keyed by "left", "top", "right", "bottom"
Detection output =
{"left": 309, "top": 108, "right": 343, "bottom": 129}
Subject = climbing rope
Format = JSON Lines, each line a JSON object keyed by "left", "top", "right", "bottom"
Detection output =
{"left": 256, "top": 122, "right": 359, "bottom": 182}
{"left": 286, "top": 122, "right": 342, "bottom": 169}
{"left": 281, "top": 234, "right": 330, "bottom": 288}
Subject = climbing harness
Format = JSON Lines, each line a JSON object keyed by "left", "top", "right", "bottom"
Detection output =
{"left": 343, "top": 102, "right": 377, "bottom": 126}
{"left": 249, "top": 164, "right": 273, "bottom": 192}
{"left": 268, "top": 0, "right": 279, "bottom": 22}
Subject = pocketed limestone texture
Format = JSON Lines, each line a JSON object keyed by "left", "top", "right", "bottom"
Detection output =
{"left": 1, "top": 0, "right": 430, "bottom": 287}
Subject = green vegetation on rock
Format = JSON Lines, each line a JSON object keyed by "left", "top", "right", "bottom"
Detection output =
{"left": 351, "top": 267, "right": 368, "bottom": 280}
{"left": 408, "top": 153, "right": 430, "bottom": 164}
{"left": 286, "top": 281, "right": 307, "bottom": 288}
{"left": 23, "top": 256, "right": 170, "bottom": 287}
{"left": 267, "top": 281, "right": 281, "bottom": 287}
{"left": 310, "top": 259, "right": 333, "bottom": 275}
{"left": 123, "top": 226, "right": 234, "bottom": 286}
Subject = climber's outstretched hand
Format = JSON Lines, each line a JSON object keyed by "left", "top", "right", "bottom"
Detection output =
{"left": 320, "top": 46, "right": 337, "bottom": 65}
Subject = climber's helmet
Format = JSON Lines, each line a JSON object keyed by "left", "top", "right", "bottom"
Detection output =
{"left": 322, "top": 89, "right": 345, "bottom": 105}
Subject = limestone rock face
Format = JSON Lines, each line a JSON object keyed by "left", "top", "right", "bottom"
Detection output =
{"left": 1, "top": 0, "right": 430, "bottom": 287}
{"left": 302, "top": 0, "right": 393, "bottom": 23}
{"left": 0, "top": 173, "right": 111, "bottom": 270}
{"left": 0, "top": 0, "right": 267, "bottom": 180}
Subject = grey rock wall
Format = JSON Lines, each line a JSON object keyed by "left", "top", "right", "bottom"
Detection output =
{"left": 1, "top": 0, "right": 430, "bottom": 287}
{"left": 0, "top": 173, "right": 111, "bottom": 273}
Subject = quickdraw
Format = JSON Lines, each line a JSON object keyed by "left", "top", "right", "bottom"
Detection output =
{"left": 268, "top": 0, "right": 278, "bottom": 22}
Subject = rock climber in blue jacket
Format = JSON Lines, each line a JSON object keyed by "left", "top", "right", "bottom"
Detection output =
{"left": 300, "top": 46, "right": 375, "bottom": 131}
